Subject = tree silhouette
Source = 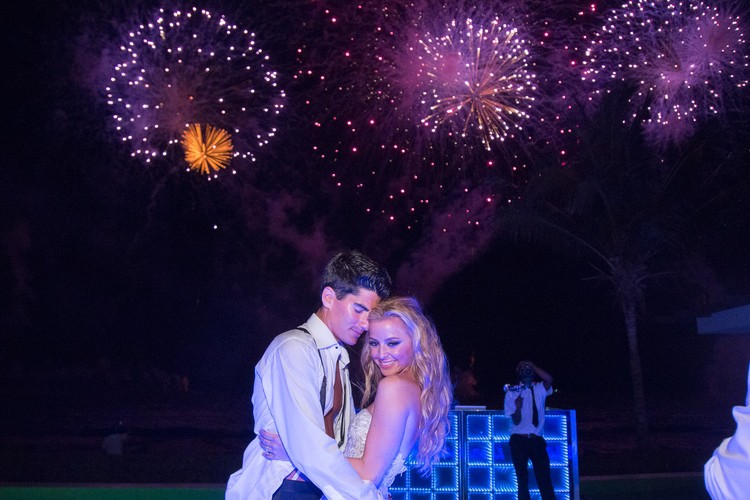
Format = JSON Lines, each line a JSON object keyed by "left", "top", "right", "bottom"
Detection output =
{"left": 497, "top": 85, "right": 748, "bottom": 442}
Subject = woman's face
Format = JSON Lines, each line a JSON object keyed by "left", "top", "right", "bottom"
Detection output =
{"left": 367, "top": 317, "right": 416, "bottom": 377}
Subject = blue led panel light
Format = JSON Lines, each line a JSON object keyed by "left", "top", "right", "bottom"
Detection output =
{"left": 390, "top": 410, "right": 578, "bottom": 500}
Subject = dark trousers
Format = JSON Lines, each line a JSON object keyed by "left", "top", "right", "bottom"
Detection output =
{"left": 272, "top": 479, "right": 323, "bottom": 500}
{"left": 509, "top": 433, "right": 556, "bottom": 500}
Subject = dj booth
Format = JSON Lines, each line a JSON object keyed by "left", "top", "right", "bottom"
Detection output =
{"left": 390, "top": 408, "right": 579, "bottom": 499}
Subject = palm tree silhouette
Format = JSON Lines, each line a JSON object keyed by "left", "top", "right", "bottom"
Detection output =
{"left": 498, "top": 85, "right": 748, "bottom": 442}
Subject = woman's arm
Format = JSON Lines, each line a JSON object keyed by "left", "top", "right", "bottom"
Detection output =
{"left": 261, "top": 375, "right": 420, "bottom": 487}
{"left": 348, "top": 376, "right": 419, "bottom": 486}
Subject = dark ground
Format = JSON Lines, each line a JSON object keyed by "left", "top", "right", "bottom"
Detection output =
{"left": 0, "top": 379, "right": 737, "bottom": 485}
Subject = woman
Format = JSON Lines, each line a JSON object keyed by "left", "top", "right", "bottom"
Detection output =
{"left": 260, "top": 296, "right": 452, "bottom": 496}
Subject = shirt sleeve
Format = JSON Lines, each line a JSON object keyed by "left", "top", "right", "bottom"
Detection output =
{"left": 262, "top": 337, "right": 380, "bottom": 499}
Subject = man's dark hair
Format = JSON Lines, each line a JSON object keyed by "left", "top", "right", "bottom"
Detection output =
{"left": 321, "top": 250, "right": 392, "bottom": 300}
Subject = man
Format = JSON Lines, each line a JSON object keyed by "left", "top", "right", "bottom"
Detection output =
{"left": 504, "top": 361, "right": 556, "bottom": 500}
{"left": 226, "top": 251, "right": 392, "bottom": 500}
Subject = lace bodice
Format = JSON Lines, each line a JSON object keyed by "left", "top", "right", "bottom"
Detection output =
{"left": 343, "top": 408, "right": 407, "bottom": 494}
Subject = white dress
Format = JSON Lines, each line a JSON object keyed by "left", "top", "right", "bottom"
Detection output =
{"left": 343, "top": 408, "right": 407, "bottom": 496}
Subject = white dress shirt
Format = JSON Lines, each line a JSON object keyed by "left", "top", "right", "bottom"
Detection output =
{"left": 226, "top": 313, "right": 380, "bottom": 500}
{"left": 504, "top": 381, "right": 553, "bottom": 435}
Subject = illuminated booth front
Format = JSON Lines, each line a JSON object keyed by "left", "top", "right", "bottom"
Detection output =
{"left": 390, "top": 409, "right": 579, "bottom": 500}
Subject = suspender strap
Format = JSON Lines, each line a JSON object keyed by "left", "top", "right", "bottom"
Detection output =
{"left": 297, "top": 327, "right": 344, "bottom": 443}
{"left": 296, "top": 327, "right": 326, "bottom": 414}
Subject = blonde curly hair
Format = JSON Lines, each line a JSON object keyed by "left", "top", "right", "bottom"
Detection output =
{"left": 359, "top": 296, "right": 453, "bottom": 475}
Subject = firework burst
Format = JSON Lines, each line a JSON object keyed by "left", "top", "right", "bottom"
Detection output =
{"left": 103, "top": 6, "right": 286, "bottom": 176}
{"left": 580, "top": 0, "right": 749, "bottom": 147}
{"left": 181, "top": 123, "right": 233, "bottom": 174}
{"left": 352, "top": 1, "right": 541, "bottom": 157}
{"left": 412, "top": 16, "right": 537, "bottom": 150}
{"left": 294, "top": 1, "right": 543, "bottom": 229}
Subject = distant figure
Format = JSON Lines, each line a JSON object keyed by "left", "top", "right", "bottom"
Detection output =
{"left": 102, "top": 420, "right": 128, "bottom": 455}
{"left": 452, "top": 352, "right": 482, "bottom": 406}
{"left": 453, "top": 365, "right": 481, "bottom": 405}
{"left": 504, "top": 361, "right": 556, "bottom": 500}
{"left": 705, "top": 361, "right": 750, "bottom": 500}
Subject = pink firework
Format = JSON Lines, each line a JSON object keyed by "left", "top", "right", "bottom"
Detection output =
{"left": 296, "top": 1, "right": 542, "bottom": 228}
{"left": 581, "top": 0, "right": 749, "bottom": 147}
{"left": 410, "top": 16, "right": 537, "bottom": 150}
{"left": 363, "top": 1, "right": 540, "bottom": 155}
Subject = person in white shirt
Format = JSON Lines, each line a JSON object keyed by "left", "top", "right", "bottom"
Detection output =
{"left": 704, "top": 361, "right": 750, "bottom": 500}
{"left": 226, "top": 250, "right": 392, "bottom": 500}
{"left": 504, "top": 361, "right": 556, "bottom": 500}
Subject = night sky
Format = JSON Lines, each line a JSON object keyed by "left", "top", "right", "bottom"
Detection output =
{"left": 3, "top": 0, "right": 750, "bottom": 414}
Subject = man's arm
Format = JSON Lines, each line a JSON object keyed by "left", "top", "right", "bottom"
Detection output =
{"left": 528, "top": 362, "right": 553, "bottom": 391}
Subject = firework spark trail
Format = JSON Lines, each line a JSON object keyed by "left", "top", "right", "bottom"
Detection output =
{"left": 103, "top": 6, "right": 286, "bottom": 176}
{"left": 580, "top": 0, "right": 749, "bottom": 147}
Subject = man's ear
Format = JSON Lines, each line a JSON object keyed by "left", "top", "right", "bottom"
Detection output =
{"left": 321, "top": 286, "right": 336, "bottom": 309}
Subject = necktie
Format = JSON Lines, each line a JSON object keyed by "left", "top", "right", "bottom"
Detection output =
{"left": 324, "top": 358, "right": 343, "bottom": 440}
{"left": 531, "top": 385, "right": 539, "bottom": 427}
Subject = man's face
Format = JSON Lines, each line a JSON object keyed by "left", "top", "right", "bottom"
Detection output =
{"left": 324, "top": 287, "right": 381, "bottom": 346}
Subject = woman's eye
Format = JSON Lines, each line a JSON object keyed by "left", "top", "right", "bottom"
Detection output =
{"left": 388, "top": 341, "right": 400, "bottom": 347}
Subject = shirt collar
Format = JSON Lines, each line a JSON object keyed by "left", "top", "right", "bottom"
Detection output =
{"left": 304, "top": 313, "right": 351, "bottom": 365}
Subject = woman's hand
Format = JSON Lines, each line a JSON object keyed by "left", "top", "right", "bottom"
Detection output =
{"left": 259, "top": 429, "right": 290, "bottom": 461}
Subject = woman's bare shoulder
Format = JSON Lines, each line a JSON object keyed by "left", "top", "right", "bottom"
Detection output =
{"left": 376, "top": 374, "right": 421, "bottom": 402}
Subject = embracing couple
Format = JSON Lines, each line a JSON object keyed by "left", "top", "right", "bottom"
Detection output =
{"left": 226, "top": 250, "right": 453, "bottom": 499}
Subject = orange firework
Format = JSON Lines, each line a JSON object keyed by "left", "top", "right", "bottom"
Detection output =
{"left": 181, "top": 124, "right": 234, "bottom": 175}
